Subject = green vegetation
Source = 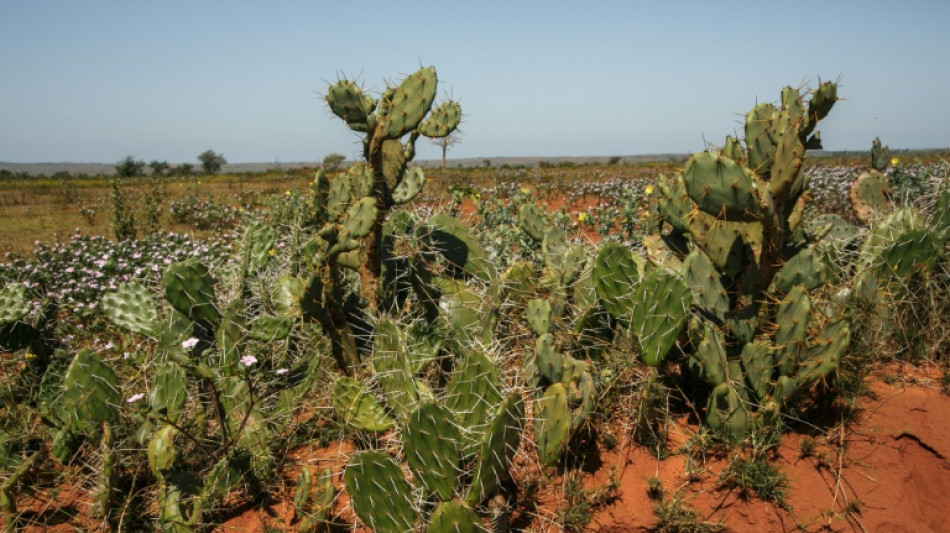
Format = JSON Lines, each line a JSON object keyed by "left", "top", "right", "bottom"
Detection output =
{"left": 0, "top": 68, "right": 949, "bottom": 532}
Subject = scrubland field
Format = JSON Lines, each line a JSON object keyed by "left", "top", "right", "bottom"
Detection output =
{"left": 2, "top": 70, "right": 950, "bottom": 533}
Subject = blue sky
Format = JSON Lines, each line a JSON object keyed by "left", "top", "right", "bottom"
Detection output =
{"left": 1, "top": 1, "right": 948, "bottom": 164}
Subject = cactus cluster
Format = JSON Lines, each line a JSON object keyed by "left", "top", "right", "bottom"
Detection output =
{"left": 329, "top": 317, "right": 523, "bottom": 531}
{"left": 512, "top": 205, "right": 600, "bottom": 465}
{"left": 642, "top": 81, "right": 854, "bottom": 441}
{"left": 301, "top": 67, "right": 464, "bottom": 373}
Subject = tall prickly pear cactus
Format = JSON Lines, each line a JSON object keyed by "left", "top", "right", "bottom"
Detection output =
{"left": 324, "top": 67, "right": 461, "bottom": 309}
{"left": 304, "top": 66, "right": 462, "bottom": 372}
{"left": 646, "top": 81, "right": 852, "bottom": 441}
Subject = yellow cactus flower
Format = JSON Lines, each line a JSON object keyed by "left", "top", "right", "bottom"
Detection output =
{"left": 268, "top": 249, "right": 276, "bottom": 256}
{"left": 520, "top": 186, "right": 530, "bottom": 194}
{"left": 24, "top": 352, "right": 36, "bottom": 360}
{"left": 644, "top": 185, "right": 654, "bottom": 194}
{"left": 890, "top": 157, "right": 899, "bottom": 166}
{"left": 578, "top": 212, "right": 588, "bottom": 222}
{"left": 285, "top": 190, "right": 291, "bottom": 196}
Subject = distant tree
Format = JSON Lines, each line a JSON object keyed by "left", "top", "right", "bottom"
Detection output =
{"left": 115, "top": 156, "right": 145, "bottom": 178}
{"left": 483, "top": 159, "right": 491, "bottom": 168}
{"left": 430, "top": 132, "right": 462, "bottom": 170}
{"left": 322, "top": 153, "right": 346, "bottom": 172}
{"left": 198, "top": 150, "right": 227, "bottom": 175}
{"left": 176, "top": 163, "right": 195, "bottom": 176}
{"left": 149, "top": 160, "right": 170, "bottom": 176}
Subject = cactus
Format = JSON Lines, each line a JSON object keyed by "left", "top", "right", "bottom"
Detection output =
{"left": 0, "top": 284, "right": 30, "bottom": 326}
{"left": 102, "top": 282, "right": 160, "bottom": 336}
{"left": 445, "top": 349, "right": 503, "bottom": 455}
{"left": 519, "top": 203, "right": 547, "bottom": 242}
{"left": 323, "top": 67, "right": 461, "bottom": 313}
{"left": 642, "top": 81, "right": 851, "bottom": 441}
{"left": 403, "top": 403, "right": 462, "bottom": 500}
{"left": 163, "top": 259, "right": 220, "bottom": 330}
{"left": 630, "top": 267, "right": 691, "bottom": 367}
{"left": 850, "top": 169, "right": 893, "bottom": 225}
{"left": 592, "top": 242, "right": 640, "bottom": 325}
{"left": 465, "top": 393, "right": 524, "bottom": 506}
{"left": 535, "top": 383, "right": 570, "bottom": 466}
{"left": 428, "top": 501, "right": 487, "bottom": 533}
{"left": 331, "top": 377, "right": 394, "bottom": 432}
{"left": 871, "top": 137, "right": 890, "bottom": 172}
{"left": 344, "top": 450, "right": 417, "bottom": 533}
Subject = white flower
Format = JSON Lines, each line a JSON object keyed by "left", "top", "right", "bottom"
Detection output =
{"left": 181, "top": 337, "right": 199, "bottom": 349}
{"left": 240, "top": 355, "right": 258, "bottom": 367}
{"left": 126, "top": 393, "right": 145, "bottom": 403}
{"left": 275, "top": 368, "right": 289, "bottom": 375}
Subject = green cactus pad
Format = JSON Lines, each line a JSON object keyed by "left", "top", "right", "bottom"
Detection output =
{"left": 745, "top": 103, "right": 779, "bottom": 172}
{"left": 379, "top": 66, "right": 438, "bottom": 140}
{"left": 403, "top": 402, "right": 462, "bottom": 500}
{"left": 773, "top": 286, "right": 809, "bottom": 376}
{"left": 428, "top": 500, "right": 487, "bottom": 533}
{"left": 163, "top": 259, "right": 220, "bottom": 329}
{"left": 344, "top": 450, "right": 417, "bottom": 533}
{"left": 798, "top": 319, "right": 850, "bottom": 383}
{"left": 688, "top": 321, "right": 728, "bottom": 386}
{"left": 0, "top": 283, "right": 30, "bottom": 325}
{"left": 445, "top": 349, "right": 503, "bottom": 453}
{"left": 684, "top": 151, "right": 761, "bottom": 222}
{"left": 150, "top": 362, "right": 188, "bottom": 424}
{"left": 592, "top": 242, "right": 640, "bottom": 325}
{"left": 686, "top": 212, "right": 748, "bottom": 279}
{"left": 101, "top": 282, "right": 159, "bottom": 336}
{"left": 535, "top": 333, "right": 563, "bottom": 384}
{"left": 683, "top": 250, "right": 728, "bottom": 322}
{"left": 418, "top": 101, "right": 462, "bottom": 138}
{"left": 535, "top": 383, "right": 570, "bottom": 467}
{"left": 705, "top": 383, "right": 749, "bottom": 443}
{"left": 767, "top": 110, "right": 806, "bottom": 197}
{"left": 518, "top": 203, "right": 546, "bottom": 242}
{"left": 372, "top": 318, "right": 420, "bottom": 419}
{"left": 740, "top": 341, "right": 773, "bottom": 401}
{"left": 331, "top": 377, "right": 394, "bottom": 432}
{"left": 392, "top": 166, "right": 425, "bottom": 204}
{"left": 326, "top": 79, "right": 376, "bottom": 132}
{"left": 147, "top": 425, "right": 178, "bottom": 477}
{"left": 339, "top": 196, "right": 378, "bottom": 242}
{"left": 630, "top": 268, "right": 691, "bottom": 367}
{"left": 526, "top": 298, "right": 552, "bottom": 336}
{"left": 465, "top": 393, "right": 524, "bottom": 506}
{"left": 247, "top": 315, "right": 293, "bottom": 342}
{"left": 502, "top": 261, "right": 538, "bottom": 302}
{"left": 245, "top": 220, "right": 277, "bottom": 276}
{"left": 878, "top": 229, "right": 941, "bottom": 279}
{"left": 770, "top": 247, "right": 827, "bottom": 294}
{"left": 59, "top": 349, "right": 121, "bottom": 432}
{"left": 654, "top": 173, "right": 692, "bottom": 232}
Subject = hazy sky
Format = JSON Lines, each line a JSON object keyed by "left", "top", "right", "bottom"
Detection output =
{"left": 2, "top": 1, "right": 948, "bottom": 164}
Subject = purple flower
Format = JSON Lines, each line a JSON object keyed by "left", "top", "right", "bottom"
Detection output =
{"left": 240, "top": 355, "right": 258, "bottom": 367}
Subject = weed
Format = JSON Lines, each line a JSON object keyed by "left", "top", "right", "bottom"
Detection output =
{"left": 646, "top": 476, "right": 665, "bottom": 502}
{"left": 558, "top": 469, "right": 620, "bottom": 533}
{"left": 717, "top": 456, "right": 789, "bottom": 509}
{"left": 653, "top": 491, "right": 724, "bottom": 533}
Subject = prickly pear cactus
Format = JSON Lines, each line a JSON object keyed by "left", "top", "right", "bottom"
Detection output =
{"left": 344, "top": 450, "right": 417, "bottom": 533}
{"left": 644, "top": 81, "right": 852, "bottom": 441}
